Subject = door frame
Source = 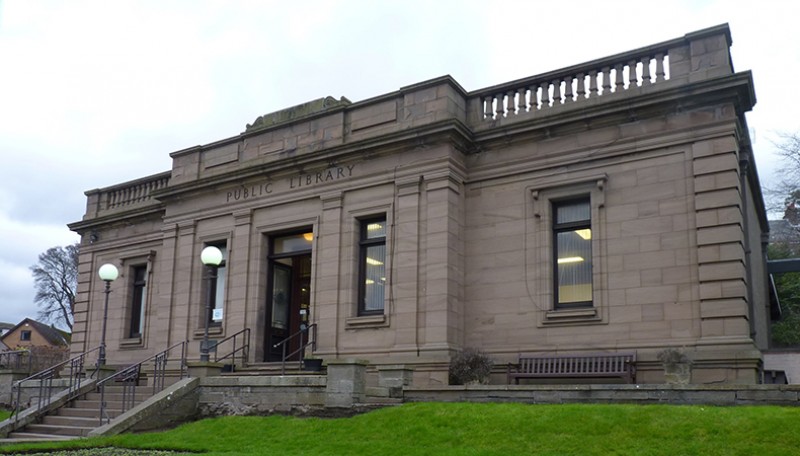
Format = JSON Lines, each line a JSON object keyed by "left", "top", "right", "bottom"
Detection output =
{"left": 264, "top": 231, "right": 313, "bottom": 362}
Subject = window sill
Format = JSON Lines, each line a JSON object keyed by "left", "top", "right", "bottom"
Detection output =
{"left": 346, "top": 314, "right": 388, "bottom": 330}
{"left": 541, "top": 307, "right": 602, "bottom": 326}
{"left": 119, "top": 337, "right": 143, "bottom": 349}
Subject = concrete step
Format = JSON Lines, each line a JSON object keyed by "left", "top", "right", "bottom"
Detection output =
{"left": 42, "top": 414, "right": 103, "bottom": 428}
{"left": 83, "top": 391, "right": 154, "bottom": 402}
{"left": 3, "top": 433, "right": 79, "bottom": 443}
{"left": 71, "top": 399, "right": 144, "bottom": 409}
{"left": 57, "top": 406, "right": 123, "bottom": 419}
{"left": 20, "top": 423, "right": 93, "bottom": 437}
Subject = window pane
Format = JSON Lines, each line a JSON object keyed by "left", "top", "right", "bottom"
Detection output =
{"left": 363, "top": 244, "right": 386, "bottom": 312}
{"left": 213, "top": 264, "right": 226, "bottom": 321}
{"left": 271, "top": 266, "right": 291, "bottom": 329}
{"left": 557, "top": 229, "right": 592, "bottom": 304}
{"left": 556, "top": 200, "right": 590, "bottom": 224}
{"left": 208, "top": 245, "right": 227, "bottom": 323}
{"left": 274, "top": 233, "right": 313, "bottom": 254}
{"left": 364, "top": 220, "right": 386, "bottom": 239}
{"left": 130, "top": 265, "right": 147, "bottom": 337}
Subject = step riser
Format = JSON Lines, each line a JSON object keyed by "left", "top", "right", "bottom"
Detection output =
{"left": 7, "top": 433, "right": 77, "bottom": 441}
{"left": 71, "top": 400, "right": 143, "bottom": 409}
{"left": 42, "top": 416, "right": 103, "bottom": 427}
{"left": 24, "top": 425, "right": 92, "bottom": 437}
{"left": 83, "top": 392, "right": 153, "bottom": 401}
{"left": 57, "top": 408, "right": 122, "bottom": 419}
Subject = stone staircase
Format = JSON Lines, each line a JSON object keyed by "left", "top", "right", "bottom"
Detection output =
{"left": 4, "top": 384, "right": 155, "bottom": 443}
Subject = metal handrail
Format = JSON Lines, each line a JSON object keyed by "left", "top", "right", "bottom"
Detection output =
{"left": 0, "top": 349, "right": 31, "bottom": 373}
{"left": 273, "top": 323, "right": 317, "bottom": 376}
{"left": 95, "top": 340, "right": 187, "bottom": 425}
{"left": 11, "top": 346, "right": 101, "bottom": 427}
{"left": 213, "top": 328, "right": 250, "bottom": 368}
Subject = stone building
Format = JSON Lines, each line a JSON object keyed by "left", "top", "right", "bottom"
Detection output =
{"left": 69, "top": 24, "right": 770, "bottom": 385}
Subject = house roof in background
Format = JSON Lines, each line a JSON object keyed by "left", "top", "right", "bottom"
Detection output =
{"left": 0, "top": 318, "right": 70, "bottom": 346}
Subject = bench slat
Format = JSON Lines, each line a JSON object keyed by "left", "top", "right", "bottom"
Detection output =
{"left": 508, "top": 352, "right": 636, "bottom": 384}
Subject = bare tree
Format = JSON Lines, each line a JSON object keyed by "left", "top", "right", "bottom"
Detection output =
{"left": 30, "top": 243, "right": 79, "bottom": 330}
{"left": 767, "top": 132, "right": 800, "bottom": 217}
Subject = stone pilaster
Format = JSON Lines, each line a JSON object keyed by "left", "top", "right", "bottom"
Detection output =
{"left": 227, "top": 210, "right": 253, "bottom": 341}
{"left": 317, "top": 192, "right": 343, "bottom": 355}
{"left": 421, "top": 170, "right": 464, "bottom": 355}
{"left": 170, "top": 221, "right": 198, "bottom": 355}
{"left": 393, "top": 177, "right": 422, "bottom": 352}
{"left": 692, "top": 137, "right": 749, "bottom": 343}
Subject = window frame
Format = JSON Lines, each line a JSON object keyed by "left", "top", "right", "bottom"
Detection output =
{"left": 357, "top": 216, "right": 387, "bottom": 316}
{"left": 205, "top": 243, "right": 227, "bottom": 327}
{"left": 529, "top": 174, "right": 608, "bottom": 327}
{"left": 552, "top": 197, "right": 593, "bottom": 310}
{"left": 20, "top": 330, "right": 31, "bottom": 341}
{"left": 129, "top": 265, "right": 147, "bottom": 338}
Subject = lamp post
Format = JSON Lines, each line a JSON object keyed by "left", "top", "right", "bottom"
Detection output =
{"left": 97, "top": 263, "right": 119, "bottom": 366}
{"left": 200, "top": 246, "right": 223, "bottom": 362}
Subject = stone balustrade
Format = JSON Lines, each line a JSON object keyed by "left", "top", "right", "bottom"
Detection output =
{"left": 473, "top": 51, "right": 668, "bottom": 121}
{"left": 77, "top": 171, "right": 172, "bottom": 221}
{"left": 467, "top": 24, "right": 732, "bottom": 125}
{"left": 104, "top": 172, "right": 171, "bottom": 210}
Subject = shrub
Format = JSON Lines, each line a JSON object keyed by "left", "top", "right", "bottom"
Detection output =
{"left": 449, "top": 348, "right": 494, "bottom": 385}
{"left": 657, "top": 347, "right": 691, "bottom": 367}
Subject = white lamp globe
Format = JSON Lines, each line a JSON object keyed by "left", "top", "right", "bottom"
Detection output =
{"left": 201, "top": 246, "right": 223, "bottom": 266}
{"left": 98, "top": 263, "right": 119, "bottom": 282}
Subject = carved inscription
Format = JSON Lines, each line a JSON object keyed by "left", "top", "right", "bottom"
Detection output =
{"left": 226, "top": 164, "right": 356, "bottom": 203}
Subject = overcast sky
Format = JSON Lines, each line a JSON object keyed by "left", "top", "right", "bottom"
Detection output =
{"left": 0, "top": 0, "right": 797, "bottom": 327}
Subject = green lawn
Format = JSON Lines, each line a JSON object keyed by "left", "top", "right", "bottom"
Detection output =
{"left": 0, "top": 411, "right": 9, "bottom": 422}
{"left": 3, "top": 402, "right": 800, "bottom": 455}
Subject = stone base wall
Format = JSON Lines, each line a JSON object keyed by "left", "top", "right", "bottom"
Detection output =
{"left": 197, "top": 376, "right": 327, "bottom": 416}
{"left": 404, "top": 384, "right": 800, "bottom": 406}
{"left": 2, "top": 378, "right": 72, "bottom": 409}
{"left": 0, "top": 370, "right": 29, "bottom": 407}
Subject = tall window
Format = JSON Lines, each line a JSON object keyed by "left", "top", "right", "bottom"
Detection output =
{"left": 208, "top": 244, "right": 227, "bottom": 325}
{"left": 553, "top": 198, "right": 592, "bottom": 308}
{"left": 129, "top": 265, "right": 147, "bottom": 338}
{"left": 359, "top": 217, "right": 386, "bottom": 315}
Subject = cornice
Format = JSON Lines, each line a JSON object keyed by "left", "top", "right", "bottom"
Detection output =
{"left": 153, "top": 118, "right": 474, "bottom": 201}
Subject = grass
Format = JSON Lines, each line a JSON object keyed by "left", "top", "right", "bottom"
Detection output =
{"left": 3, "top": 402, "right": 800, "bottom": 455}
{"left": 0, "top": 411, "right": 9, "bottom": 422}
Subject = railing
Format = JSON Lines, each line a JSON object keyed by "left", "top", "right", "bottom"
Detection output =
{"left": 213, "top": 328, "right": 250, "bottom": 369}
{"left": 97, "top": 341, "right": 186, "bottom": 426}
{"left": 0, "top": 349, "right": 31, "bottom": 373}
{"left": 472, "top": 43, "right": 673, "bottom": 122}
{"left": 11, "top": 346, "right": 100, "bottom": 427}
{"left": 104, "top": 172, "right": 171, "bottom": 210}
{"left": 273, "top": 323, "right": 317, "bottom": 376}
{"left": 95, "top": 341, "right": 187, "bottom": 425}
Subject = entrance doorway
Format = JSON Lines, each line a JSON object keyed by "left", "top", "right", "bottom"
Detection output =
{"left": 265, "top": 231, "right": 313, "bottom": 362}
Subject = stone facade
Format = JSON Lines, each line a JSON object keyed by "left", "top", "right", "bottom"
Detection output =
{"left": 69, "top": 24, "right": 769, "bottom": 385}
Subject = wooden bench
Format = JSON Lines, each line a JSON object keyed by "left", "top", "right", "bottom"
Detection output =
{"left": 507, "top": 352, "right": 636, "bottom": 384}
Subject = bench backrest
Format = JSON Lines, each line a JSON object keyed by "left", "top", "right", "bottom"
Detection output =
{"left": 518, "top": 352, "right": 636, "bottom": 375}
